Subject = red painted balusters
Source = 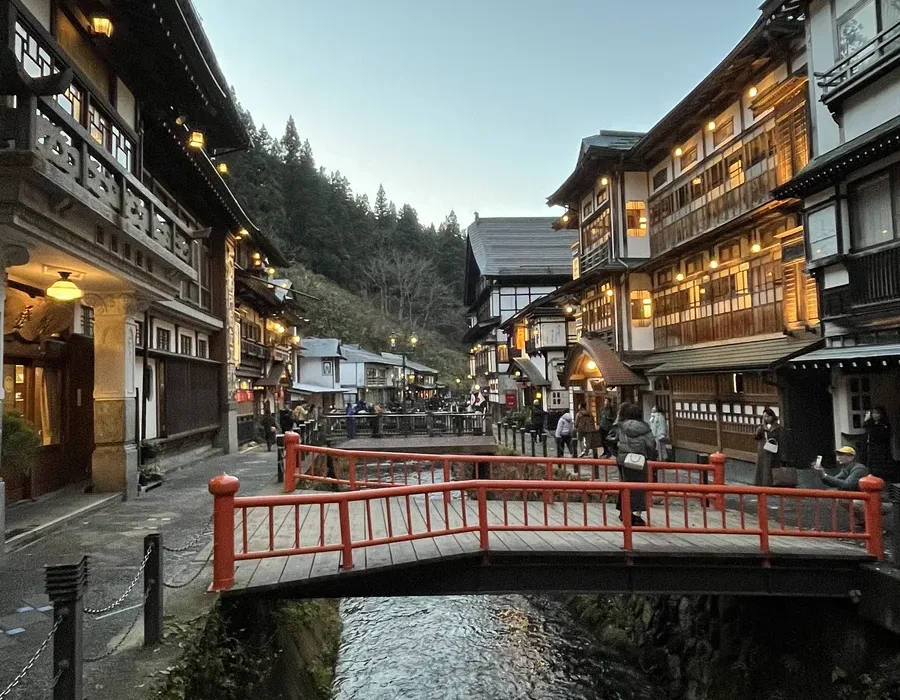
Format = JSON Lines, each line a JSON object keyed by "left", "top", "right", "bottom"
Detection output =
{"left": 209, "top": 473, "right": 241, "bottom": 591}
{"left": 860, "top": 475, "right": 886, "bottom": 560}
{"left": 710, "top": 452, "right": 726, "bottom": 511}
{"left": 283, "top": 431, "right": 299, "bottom": 493}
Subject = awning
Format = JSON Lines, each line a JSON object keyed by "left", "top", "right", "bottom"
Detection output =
{"left": 564, "top": 337, "right": 646, "bottom": 387}
{"left": 774, "top": 113, "right": 900, "bottom": 199}
{"left": 256, "top": 362, "right": 286, "bottom": 387}
{"left": 287, "top": 383, "right": 343, "bottom": 395}
{"left": 645, "top": 335, "right": 821, "bottom": 375}
{"left": 463, "top": 317, "right": 501, "bottom": 344}
{"left": 510, "top": 358, "right": 551, "bottom": 386}
{"left": 788, "top": 343, "right": 900, "bottom": 366}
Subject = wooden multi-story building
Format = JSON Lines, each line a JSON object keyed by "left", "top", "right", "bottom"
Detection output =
{"left": 463, "top": 215, "right": 575, "bottom": 416}
{"left": 0, "top": 0, "right": 291, "bottom": 508}
{"left": 547, "top": 4, "right": 826, "bottom": 469}
{"left": 774, "top": 0, "right": 900, "bottom": 461}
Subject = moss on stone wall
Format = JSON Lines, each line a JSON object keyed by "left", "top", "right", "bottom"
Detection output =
{"left": 150, "top": 598, "right": 341, "bottom": 700}
{"left": 567, "top": 594, "right": 900, "bottom": 700}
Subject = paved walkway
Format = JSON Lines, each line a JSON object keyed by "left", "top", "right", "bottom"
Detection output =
{"left": 0, "top": 447, "right": 280, "bottom": 700}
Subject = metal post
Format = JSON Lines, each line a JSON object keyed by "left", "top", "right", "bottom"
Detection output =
{"left": 542, "top": 432, "right": 548, "bottom": 457}
{"left": 530, "top": 431, "right": 536, "bottom": 457}
{"left": 143, "top": 534, "right": 163, "bottom": 647}
{"left": 276, "top": 433, "right": 285, "bottom": 483}
{"left": 45, "top": 556, "right": 87, "bottom": 700}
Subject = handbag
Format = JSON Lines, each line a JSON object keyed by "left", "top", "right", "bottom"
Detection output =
{"left": 763, "top": 438, "right": 779, "bottom": 454}
{"left": 622, "top": 453, "right": 647, "bottom": 471}
{"left": 772, "top": 467, "right": 797, "bottom": 487}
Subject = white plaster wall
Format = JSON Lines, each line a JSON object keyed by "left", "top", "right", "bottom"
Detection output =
{"left": 116, "top": 78, "right": 137, "bottom": 131}
{"left": 823, "top": 265, "right": 850, "bottom": 289}
{"left": 808, "top": 0, "right": 842, "bottom": 155}
{"left": 20, "top": 0, "right": 51, "bottom": 28}
{"left": 135, "top": 356, "right": 159, "bottom": 440}
{"left": 843, "top": 73, "right": 900, "bottom": 141}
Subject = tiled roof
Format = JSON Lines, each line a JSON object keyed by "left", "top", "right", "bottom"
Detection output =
{"left": 644, "top": 336, "right": 821, "bottom": 375}
{"left": 466, "top": 217, "right": 576, "bottom": 278}
{"left": 569, "top": 338, "right": 647, "bottom": 387}
{"left": 581, "top": 131, "right": 645, "bottom": 153}
{"left": 341, "top": 345, "right": 394, "bottom": 365}
{"left": 300, "top": 338, "right": 341, "bottom": 358}
{"left": 511, "top": 357, "right": 550, "bottom": 387}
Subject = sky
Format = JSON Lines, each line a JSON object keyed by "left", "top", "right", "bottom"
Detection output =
{"left": 192, "top": 0, "right": 761, "bottom": 228}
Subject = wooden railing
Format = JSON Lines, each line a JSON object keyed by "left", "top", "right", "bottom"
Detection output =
{"left": 848, "top": 245, "right": 900, "bottom": 307}
{"left": 320, "top": 412, "right": 486, "bottom": 440}
{"left": 208, "top": 468, "right": 885, "bottom": 591}
{"left": 240, "top": 338, "right": 271, "bottom": 360}
{"left": 650, "top": 167, "right": 778, "bottom": 256}
{"left": 817, "top": 21, "right": 900, "bottom": 103}
{"left": 580, "top": 241, "right": 610, "bottom": 275}
{"left": 5, "top": 6, "right": 196, "bottom": 277}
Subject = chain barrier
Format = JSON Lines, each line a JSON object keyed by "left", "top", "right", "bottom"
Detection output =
{"left": 0, "top": 618, "right": 61, "bottom": 700}
{"left": 161, "top": 516, "right": 213, "bottom": 554}
{"left": 39, "top": 669, "right": 64, "bottom": 700}
{"left": 163, "top": 548, "right": 212, "bottom": 590}
{"left": 83, "top": 548, "right": 153, "bottom": 616}
{"left": 83, "top": 589, "right": 151, "bottom": 663}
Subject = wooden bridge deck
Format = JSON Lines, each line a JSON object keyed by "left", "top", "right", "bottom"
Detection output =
{"left": 225, "top": 494, "right": 873, "bottom": 598}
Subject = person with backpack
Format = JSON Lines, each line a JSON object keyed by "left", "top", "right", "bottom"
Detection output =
{"left": 555, "top": 409, "right": 575, "bottom": 458}
{"left": 612, "top": 402, "right": 657, "bottom": 527}
{"left": 574, "top": 403, "right": 596, "bottom": 458}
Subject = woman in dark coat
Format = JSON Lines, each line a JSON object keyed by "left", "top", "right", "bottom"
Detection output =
{"left": 614, "top": 402, "right": 657, "bottom": 527}
{"left": 754, "top": 407, "right": 782, "bottom": 486}
{"left": 863, "top": 407, "right": 896, "bottom": 481}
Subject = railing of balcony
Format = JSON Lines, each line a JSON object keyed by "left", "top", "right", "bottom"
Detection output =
{"left": 848, "top": 244, "right": 900, "bottom": 307}
{"left": 6, "top": 7, "right": 195, "bottom": 272}
{"left": 241, "top": 339, "right": 272, "bottom": 360}
{"left": 580, "top": 241, "right": 610, "bottom": 274}
{"left": 817, "top": 21, "right": 900, "bottom": 101}
{"left": 649, "top": 165, "right": 778, "bottom": 257}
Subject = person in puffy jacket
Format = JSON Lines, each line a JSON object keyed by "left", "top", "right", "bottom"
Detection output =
{"left": 613, "top": 402, "right": 657, "bottom": 526}
{"left": 555, "top": 410, "right": 574, "bottom": 457}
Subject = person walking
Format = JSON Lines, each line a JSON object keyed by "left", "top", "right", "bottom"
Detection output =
{"left": 754, "top": 407, "right": 782, "bottom": 486}
{"left": 555, "top": 409, "right": 575, "bottom": 458}
{"left": 260, "top": 406, "right": 278, "bottom": 452}
{"left": 649, "top": 406, "right": 669, "bottom": 461}
{"left": 613, "top": 402, "right": 657, "bottom": 527}
{"left": 598, "top": 399, "right": 616, "bottom": 458}
{"left": 530, "top": 399, "right": 546, "bottom": 438}
{"left": 574, "top": 403, "right": 596, "bottom": 458}
{"left": 862, "top": 407, "right": 897, "bottom": 482}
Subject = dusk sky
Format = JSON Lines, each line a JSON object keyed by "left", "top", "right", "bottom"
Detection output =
{"left": 192, "top": 0, "right": 761, "bottom": 227}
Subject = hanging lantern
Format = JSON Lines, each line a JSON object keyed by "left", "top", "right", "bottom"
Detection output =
{"left": 46, "top": 272, "right": 83, "bottom": 301}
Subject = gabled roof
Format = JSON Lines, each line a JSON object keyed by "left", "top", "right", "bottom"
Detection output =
{"left": 300, "top": 338, "right": 341, "bottom": 358}
{"left": 341, "top": 345, "right": 395, "bottom": 365}
{"left": 381, "top": 352, "right": 438, "bottom": 374}
{"left": 547, "top": 132, "right": 646, "bottom": 207}
{"left": 464, "top": 217, "right": 576, "bottom": 306}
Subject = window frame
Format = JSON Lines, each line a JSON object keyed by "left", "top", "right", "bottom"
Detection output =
{"left": 849, "top": 166, "right": 899, "bottom": 252}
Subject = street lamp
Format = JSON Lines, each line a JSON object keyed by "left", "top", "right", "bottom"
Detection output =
{"left": 390, "top": 333, "right": 419, "bottom": 405}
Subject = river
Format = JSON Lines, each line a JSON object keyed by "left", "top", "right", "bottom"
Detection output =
{"left": 332, "top": 594, "right": 666, "bottom": 700}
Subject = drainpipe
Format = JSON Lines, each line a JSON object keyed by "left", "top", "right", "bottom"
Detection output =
{"left": 140, "top": 309, "right": 150, "bottom": 464}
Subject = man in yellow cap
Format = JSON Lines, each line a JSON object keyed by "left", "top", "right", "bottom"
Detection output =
{"left": 813, "top": 445, "right": 869, "bottom": 491}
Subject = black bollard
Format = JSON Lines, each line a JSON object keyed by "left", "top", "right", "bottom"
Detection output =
{"left": 46, "top": 556, "right": 87, "bottom": 700}
{"left": 542, "top": 433, "right": 548, "bottom": 457}
{"left": 530, "top": 431, "right": 536, "bottom": 457}
{"left": 144, "top": 534, "right": 164, "bottom": 647}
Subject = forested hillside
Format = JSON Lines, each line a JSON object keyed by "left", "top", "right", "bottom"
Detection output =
{"left": 222, "top": 108, "right": 468, "bottom": 344}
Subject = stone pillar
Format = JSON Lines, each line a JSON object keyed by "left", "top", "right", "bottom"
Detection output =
{"left": 211, "top": 233, "right": 237, "bottom": 454}
{"left": 87, "top": 293, "right": 139, "bottom": 496}
{"left": 0, "top": 244, "right": 29, "bottom": 554}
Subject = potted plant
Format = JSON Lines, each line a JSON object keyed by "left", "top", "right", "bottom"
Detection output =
{"left": 1, "top": 412, "right": 41, "bottom": 502}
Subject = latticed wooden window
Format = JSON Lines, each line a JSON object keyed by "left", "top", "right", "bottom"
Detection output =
{"left": 775, "top": 103, "right": 809, "bottom": 185}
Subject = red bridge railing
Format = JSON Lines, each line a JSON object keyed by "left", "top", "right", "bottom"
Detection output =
{"left": 282, "top": 437, "right": 727, "bottom": 508}
{"left": 208, "top": 474, "right": 886, "bottom": 592}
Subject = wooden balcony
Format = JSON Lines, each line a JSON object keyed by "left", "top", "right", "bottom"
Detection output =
{"left": 817, "top": 21, "right": 900, "bottom": 108}
{"left": 4, "top": 7, "right": 196, "bottom": 280}
{"left": 580, "top": 241, "right": 610, "bottom": 275}
{"left": 241, "top": 339, "right": 273, "bottom": 361}
{"left": 650, "top": 167, "right": 778, "bottom": 257}
{"left": 848, "top": 245, "right": 900, "bottom": 308}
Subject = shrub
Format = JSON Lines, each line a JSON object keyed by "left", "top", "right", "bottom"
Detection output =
{"left": 1, "top": 412, "right": 41, "bottom": 476}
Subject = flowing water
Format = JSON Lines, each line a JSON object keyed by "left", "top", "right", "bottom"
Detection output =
{"left": 332, "top": 594, "right": 666, "bottom": 700}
